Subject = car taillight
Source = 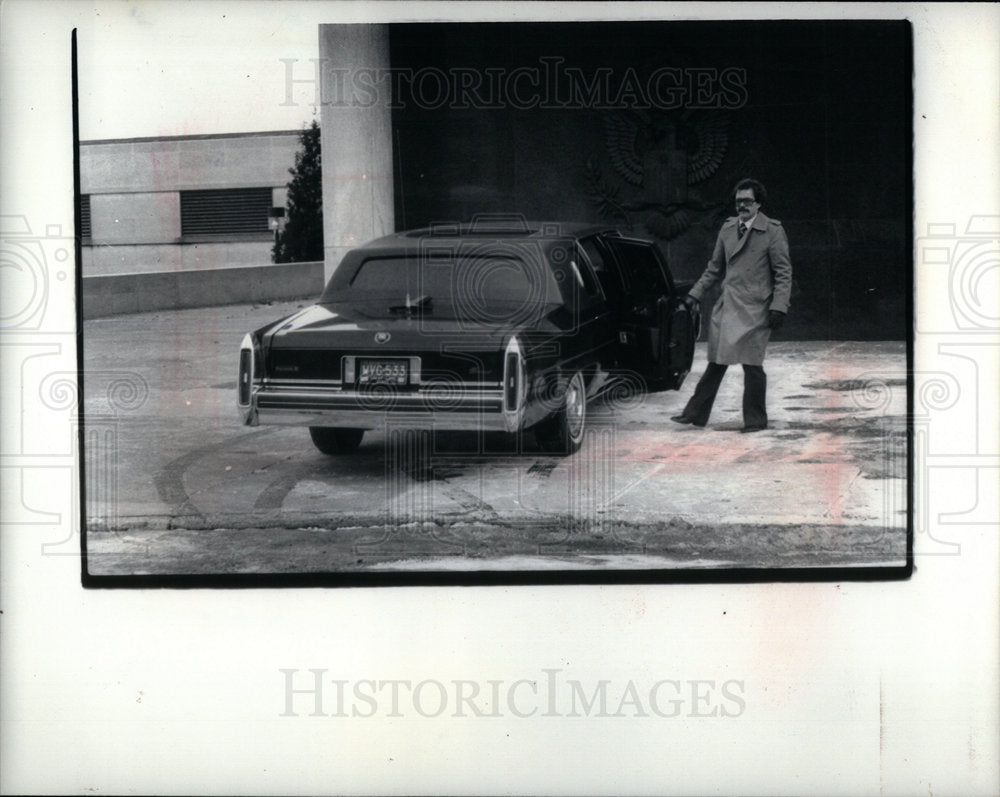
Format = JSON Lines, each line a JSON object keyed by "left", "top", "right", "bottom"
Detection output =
{"left": 504, "top": 352, "right": 519, "bottom": 409}
{"left": 503, "top": 336, "right": 523, "bottom": 413}
{"left": 238, "top": 334, "right": 254, "bottom": 407}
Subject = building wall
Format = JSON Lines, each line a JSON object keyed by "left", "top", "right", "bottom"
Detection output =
{"left": 386, "top": 21, "right": 911, "bottom": 340}
{"left": 84, "top": 241, "right": 285, "bottom": 274}
{"left": 319, "top": 24, "right": 395, "bottom": 281}
{"left": 80, "top": 131, "right": 302, "bottom": 274}
{"left": 83, "top": 261, "right": 324, "bottom": 319}
{"left": 89, "top": 193, "right": 180, "bottom": 245}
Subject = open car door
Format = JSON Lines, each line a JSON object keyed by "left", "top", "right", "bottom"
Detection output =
{"left": 601, "top": 235, "right": 699, "bottom": 391}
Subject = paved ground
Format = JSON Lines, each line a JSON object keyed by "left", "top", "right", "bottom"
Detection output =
{"left": 83, "top": 300, "right": 908, "bottom": 576}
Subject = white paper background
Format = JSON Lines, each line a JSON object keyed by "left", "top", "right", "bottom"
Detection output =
{"left": 1, "top": 2, "right": 997, "bottom": 794}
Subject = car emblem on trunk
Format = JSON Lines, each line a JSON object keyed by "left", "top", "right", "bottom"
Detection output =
{"left": 375, "top": 331, "right": 391, "bottom": 344}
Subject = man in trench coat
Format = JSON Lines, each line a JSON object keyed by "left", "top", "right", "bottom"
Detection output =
{"left": 672, "top": 178, "right": 792, "bottom": 432}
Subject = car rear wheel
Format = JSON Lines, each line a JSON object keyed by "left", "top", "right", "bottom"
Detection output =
{"left": 535, "top": 371, "right": 586, "bottom": 455}
{"left": 309, "top": 427, "right": 364, "bottom": 455}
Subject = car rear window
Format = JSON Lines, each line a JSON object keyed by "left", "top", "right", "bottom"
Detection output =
{"left": 340, "top": 255, "right": 561, "bottom": 309}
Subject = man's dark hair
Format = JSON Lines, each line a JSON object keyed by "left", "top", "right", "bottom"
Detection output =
{"left": 733, "top": 178, "right": 767, "bottom": 206}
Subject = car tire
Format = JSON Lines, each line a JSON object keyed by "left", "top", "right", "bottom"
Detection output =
{"left": 309, "top": 427, "right": 364, "bottom": 455}
{"left": 534, "top": 371, "right": 586, "bottom": 455}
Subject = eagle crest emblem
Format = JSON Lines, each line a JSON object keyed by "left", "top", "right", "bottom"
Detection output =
{"left": 586, "top": 109, "right": 730, "bottom": 240}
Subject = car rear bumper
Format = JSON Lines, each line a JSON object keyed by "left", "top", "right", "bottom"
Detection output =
{"left": 244, "top": 385, "right": 516, "bottom": 432}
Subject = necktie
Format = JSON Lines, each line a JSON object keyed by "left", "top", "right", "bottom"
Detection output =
{"left": 738, "top": 222, "right": 747, "bottom": 239}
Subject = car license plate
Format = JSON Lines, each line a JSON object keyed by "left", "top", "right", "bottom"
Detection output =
{"left": 357, "top": 358, "right": 409, "bottom": 386}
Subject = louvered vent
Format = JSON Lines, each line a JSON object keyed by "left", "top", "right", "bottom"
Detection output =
{"left": 180, "top": 188, "right": 271, "bottom": 235}
{"left": 78, "top": 195, "right": 91, "bottom": 240}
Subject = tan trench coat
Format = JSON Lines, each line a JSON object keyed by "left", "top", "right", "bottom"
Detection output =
{"left": 688, "top": 211, "right": 793, "bottom": 366}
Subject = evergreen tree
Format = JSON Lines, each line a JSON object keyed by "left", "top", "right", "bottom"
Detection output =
{"left": 272, "top": 120, "right": 323, "bottom": 263}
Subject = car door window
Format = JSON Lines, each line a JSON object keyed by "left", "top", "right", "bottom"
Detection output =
{"left": 602, "top": 236, "right": 674, "bottom": 296}
{"left": 571, "top": 255, "right": 600, "bottom": 298}
{"left": 561, "top": 244, "right": 603, "bottom": 315}
{"left": 578, "top": 236, "right": 623, "bottom": 305}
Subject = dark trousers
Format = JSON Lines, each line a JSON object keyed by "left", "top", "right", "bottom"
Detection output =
{"left": 681, "top": 362, "right": 767, "bottom": 428}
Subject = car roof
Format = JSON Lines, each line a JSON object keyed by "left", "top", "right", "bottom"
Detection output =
{"left": 320, "top": 221, "right": 627, "bottom": 300}
{"left": 356, "top": 221, "right": 620, "bottom": 252}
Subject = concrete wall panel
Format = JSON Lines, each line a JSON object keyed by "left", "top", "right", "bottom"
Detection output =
{"left": 81, "top": 132, "right": 301, "bottom": 194}
{"left": 90, "top": 192, "right": 179, "bottom": 245}
{"left": 83, "top": 241, "right": 276, "bottom": 275}
{"left": 319, "top": 24, "right": 394, "bottom": 280}
{"left": 82, "top": 261, "right": 325, "bottom": 319}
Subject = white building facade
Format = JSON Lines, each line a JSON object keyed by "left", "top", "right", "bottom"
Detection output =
{"left": 79, "top": 130, "right": 302, "bottom": 275}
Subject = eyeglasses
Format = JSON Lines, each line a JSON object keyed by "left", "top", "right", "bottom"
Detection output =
{"left": 735, "top": 198, "right": 758, "bottom": 206}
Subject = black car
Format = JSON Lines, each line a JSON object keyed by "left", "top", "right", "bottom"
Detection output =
{"left": 238, "top": 218, "right": 699, "bottom": 455}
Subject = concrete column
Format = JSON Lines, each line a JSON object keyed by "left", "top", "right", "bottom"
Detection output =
{"left": 319, "top": 24, "right": 395, "bottom": 282}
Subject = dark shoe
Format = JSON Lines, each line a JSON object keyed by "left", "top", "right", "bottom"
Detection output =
{"left": 740, "top": 425, "right": 767, "bottom": 433}
{"left": 671, "top": 415, "right": 706, "bottom": 427}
